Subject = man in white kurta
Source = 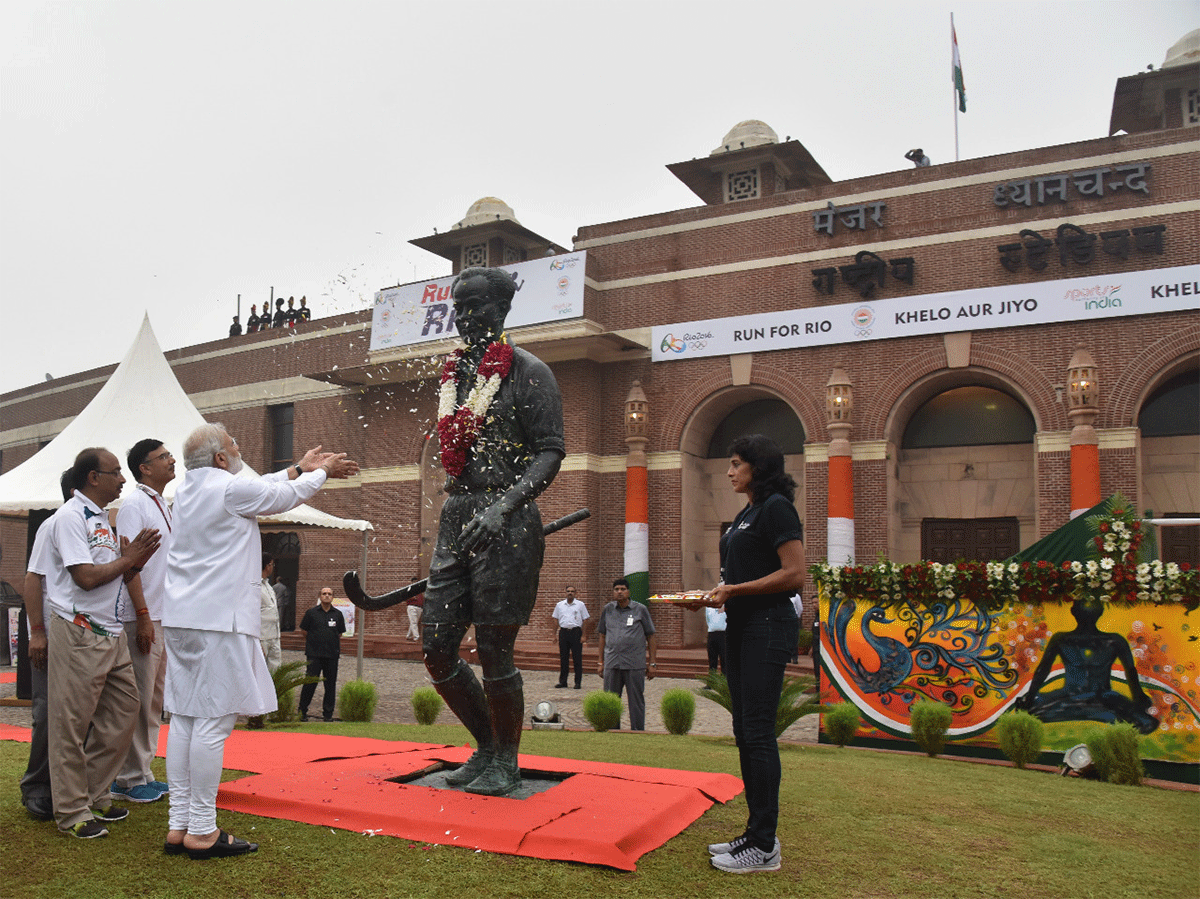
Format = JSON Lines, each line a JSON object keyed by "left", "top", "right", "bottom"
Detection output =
{"left": 112, "top": 439, "right": 177, "bottom": 803}
{"left": 162, "top": 424, "right": 357, "bottom": 859}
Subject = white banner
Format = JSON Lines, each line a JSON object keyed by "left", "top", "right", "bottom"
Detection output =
{"left": 652, "top": 264, "right": 1199, "bottom": 362}
{"left": 369, "top": 251, "right": 586, "bottom": 352}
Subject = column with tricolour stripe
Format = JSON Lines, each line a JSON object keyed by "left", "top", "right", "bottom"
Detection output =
{"left": 623, "top": 381, "right": 650, "bottom": 604}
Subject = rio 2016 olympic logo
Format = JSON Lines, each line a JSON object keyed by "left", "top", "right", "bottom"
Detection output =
{"left": 851, "top": 305, "right": 874, "bottom": 338}
{"left": 660, "top": 334, "right": 687, "bottom": 354}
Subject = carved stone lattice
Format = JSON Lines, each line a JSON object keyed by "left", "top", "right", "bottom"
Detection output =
{"left": 726, "top": 168, "right": 759, "bottom": 201}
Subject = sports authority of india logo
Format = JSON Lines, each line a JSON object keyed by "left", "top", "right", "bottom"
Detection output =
{"left": 660, "top": 334, "right": 687, "bottom": 354}
{"left": 851, "top": 305, "right": 875, "bottom": 338}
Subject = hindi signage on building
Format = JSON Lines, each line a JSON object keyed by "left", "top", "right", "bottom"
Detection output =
{"left": 369, "top": 251, "right": 587, "bottom": 352}
{"left": 652, "top": 264, "right": 1199, "bottom": 362}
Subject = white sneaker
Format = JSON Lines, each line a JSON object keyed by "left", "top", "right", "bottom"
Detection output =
{"left": 711, "top": 840, "right": 782, "bottom": 873}
{"left": 708, "top": 835, "right": 779, "bottom": 856}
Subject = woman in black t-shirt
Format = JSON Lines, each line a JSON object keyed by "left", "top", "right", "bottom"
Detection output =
{"left": 691, "top": 433, "right": 804, "bottom": 874}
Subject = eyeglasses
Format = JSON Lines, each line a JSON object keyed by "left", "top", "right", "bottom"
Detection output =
{"left": 145, "top": 451, "right": 173, "bottom": 464}
{"left": 94, "top": 469, "right": 123, "bottom": 478}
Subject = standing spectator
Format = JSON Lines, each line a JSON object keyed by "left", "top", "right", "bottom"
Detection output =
{"left": 36, "top": 448, "right": 160, "bottom": 838}
{"left": 258, "top": 555, "right": 282, "bottom": 672}
{"left": 271, "top": 298, "right": 286, "bottom": 329}
{"left": 246, "top": 304, "right": 260, "bottom": 333}
{"left": 692, "top": 434, "right": 804, "bottom": 874}
{"left": 551, "top": 585, "right": 588, "bottom": 689}
{"left": 705, "top": 605, "right": 727, "bottom": 674}
{"left": 18, "top": 473, "right": 74, "bottom": 822}
{"left": 595, "top": 578, "right": 656, "bottom": 730}
{"left": 245, "top": 555, "right": 281, "bottom": 731}
{"left": 162, "top": 424, "right": 357, "bottom": 859}
{"left": 405, "top": 578, "right": 424, "bottom": 642}
{"left": 298, "top": 587, "right": 346, "bottom": 722}
{"left": 285, "top": 296, "right": 298, "bottom": 328}
{"left": 228, "top": 317, "right": 242, "bottom": 337}
{"left": 297, "top": 296, "right": 312, "bottom": 323}
{"left": 111, "top": 439, "right": 176, "bottom": 804}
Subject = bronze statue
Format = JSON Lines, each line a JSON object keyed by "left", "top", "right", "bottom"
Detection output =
{"left": 349, "top": 267, "right": 564, "bottom": 796}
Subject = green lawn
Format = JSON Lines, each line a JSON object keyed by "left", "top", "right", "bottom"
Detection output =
{"left": 5, "top": 722, "right": 1197, "bottom": 899}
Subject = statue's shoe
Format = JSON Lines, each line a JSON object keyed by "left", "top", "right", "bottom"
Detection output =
{"left": 464, "top": 759, "right": 520, "bottom": 796}
{"left": 444, "top": 749, "right": 494, "bottom": 786}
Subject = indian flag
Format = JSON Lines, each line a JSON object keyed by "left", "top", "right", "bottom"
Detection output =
{"left": 952, "top": 15, "right": 966, "bottom": 113}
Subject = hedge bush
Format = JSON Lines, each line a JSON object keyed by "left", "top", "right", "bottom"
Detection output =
{"left": 824, "top": 702, "right": 860, "bottom": 747}
{"left": 1086, "top": 723, "right": 1144, "bottom": 786}
{"left": 583, "top": 690, "right": 623, "bottom": 732}
{"left": 661, "top": 689, "right": 695, "bottom": 735}
{"left": 411, "top": 687, "right": 443, "bottom": 725}
{"left": 910, "top": 699, "right": 953, "bottom": 757}
{"left": 995, "top": 710, "right": 1044, "bottom": 769}
{"left": 337, "top": 679, "right": 379, "bottom": 722}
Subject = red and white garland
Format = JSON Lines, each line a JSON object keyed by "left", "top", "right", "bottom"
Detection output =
{"left": 436, "top": 339, "right": 513, "bottom": 477}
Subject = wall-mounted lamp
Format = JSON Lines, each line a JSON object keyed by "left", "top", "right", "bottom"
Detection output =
{"left": 825, "top": 367, "right": 854, "bottom": 425}
{"left": 1067, "top": 348, "right": 1099, "bottom": 413}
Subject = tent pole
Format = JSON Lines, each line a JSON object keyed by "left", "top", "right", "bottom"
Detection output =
{"left": 356, "top": 529, "right": 368, "bottom": 680}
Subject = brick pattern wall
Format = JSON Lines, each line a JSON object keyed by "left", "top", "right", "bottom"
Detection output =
{"left": 2, "top": 129, "right": 1196, "bottom": 652}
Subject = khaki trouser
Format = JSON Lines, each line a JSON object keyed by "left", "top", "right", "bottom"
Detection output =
{"left": 48, "top": 615, "right": 140, "bottom": 830}
{"left": 115, "top": 618, "right": 166, "bottom": 788}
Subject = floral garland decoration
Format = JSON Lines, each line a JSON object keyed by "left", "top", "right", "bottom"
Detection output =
{"left": 810, "top": 494, "right": 1197, "bottom": 610}
{"left": 436, "top": 338, "right": 513, "bottom": 477}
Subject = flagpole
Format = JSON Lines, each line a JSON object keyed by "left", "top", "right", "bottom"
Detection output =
{"left": 951, "top": 12, "right": 966, "bottom": 162}
{"left": 952, "top": 13, "right": 959, "bottom": 162}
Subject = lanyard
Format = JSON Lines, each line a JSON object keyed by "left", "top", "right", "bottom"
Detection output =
{"left": 143, "top": 485, "right": 172, "bottom": 533}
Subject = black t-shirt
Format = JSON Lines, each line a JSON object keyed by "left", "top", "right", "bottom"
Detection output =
{"left": 301, "top": 604, "right": 346, "bottom": 657}
{"left": 719, "top": 492, "right": 803, "bottom": 620}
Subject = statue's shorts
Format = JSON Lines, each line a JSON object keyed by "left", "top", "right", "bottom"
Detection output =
{"left": 424, "top": 493, "right": 545, "bottom": 628}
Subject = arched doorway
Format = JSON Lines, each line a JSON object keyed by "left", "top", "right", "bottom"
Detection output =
{"left": 892, "top": 380, "right": 1036, "bottom": 563}
{"left": 1137, "top": 359, "right": 1199, "bottom": 565}
{"left": 678, "top": 387, "right": 805, "bottom": 646}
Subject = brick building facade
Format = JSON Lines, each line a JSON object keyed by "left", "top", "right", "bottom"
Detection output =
{"left": 3, "top": 67, "right": 1197, "bottom": 656}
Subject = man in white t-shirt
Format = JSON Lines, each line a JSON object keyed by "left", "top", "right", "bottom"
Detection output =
{"left": 32, "top": 448, "right": 161, "bottom": 838}
{"left": 551, "top": 586, "right": 589, "bottom": 689}
{"left": 111, "top": 438, "right": 177, "bottom": 804}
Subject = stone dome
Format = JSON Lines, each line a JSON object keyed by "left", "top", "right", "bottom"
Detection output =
{"left": 1162, "top": 29, "right": 1199, "bottom": 68}
{"left": 710, "top": 120, "right": 779, "bottom": 156}
{"left": 453, "top": 197, "right": 520, "bottom": 229}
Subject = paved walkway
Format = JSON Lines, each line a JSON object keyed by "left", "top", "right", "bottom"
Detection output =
{"left": 0, "top": 650, "right": 819, "bottom": 742}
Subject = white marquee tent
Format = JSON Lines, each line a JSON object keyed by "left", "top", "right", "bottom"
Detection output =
{"left": 0, "top": 314, "right": 372, "bottom": 534}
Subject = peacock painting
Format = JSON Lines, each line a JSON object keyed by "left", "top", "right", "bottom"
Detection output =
{"left": 826, "top": 593, "right": 1018, "bottom": 716}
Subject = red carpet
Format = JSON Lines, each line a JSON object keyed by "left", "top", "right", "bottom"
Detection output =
{"left": 0, "top": 671, "right": 16, "bottom": 684}
{"left": 2, "top": 725, "right": 742, "bottom": 870}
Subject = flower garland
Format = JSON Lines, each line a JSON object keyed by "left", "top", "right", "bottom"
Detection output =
{"left": 436, "top": 338, "right": 513, "bottom": 477}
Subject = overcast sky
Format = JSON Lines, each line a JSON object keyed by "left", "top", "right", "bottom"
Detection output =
{"left": 1, "top": 1, "right": 1195, "bottom": 396}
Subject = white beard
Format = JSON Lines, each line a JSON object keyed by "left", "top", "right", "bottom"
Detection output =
{"left": 226, "top": 452, "right": 244, "bottom": 475}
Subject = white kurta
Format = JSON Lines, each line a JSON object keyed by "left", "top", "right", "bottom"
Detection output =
{"left": 163, "top": 465, "right": 326, "bottom": 717}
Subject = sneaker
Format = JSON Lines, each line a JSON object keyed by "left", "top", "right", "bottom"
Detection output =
{"left": 711, "top": 840, "right": 782, "bottom": 874}
{"left": 130, "top": 784, "right": 164, "bottom": 803}
{"left": 67, "top": 819, "right": 108, "bottom": 839}
{"left": 148, "top": 780, "right": 170, "bottom": 796}
{"left": 708, "top": 835, "right": 779, "bottom": 856}
{"left": 91, "top": 805, "right": 130, "bottom": 822}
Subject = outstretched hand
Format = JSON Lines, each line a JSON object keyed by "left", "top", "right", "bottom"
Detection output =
{"left": 320, "top": 452, "right": 359, "bottom": 479}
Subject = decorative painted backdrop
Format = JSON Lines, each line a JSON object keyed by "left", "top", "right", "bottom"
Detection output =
{"left": 818, "top": 591, "right": 1200, "bottom": 765}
